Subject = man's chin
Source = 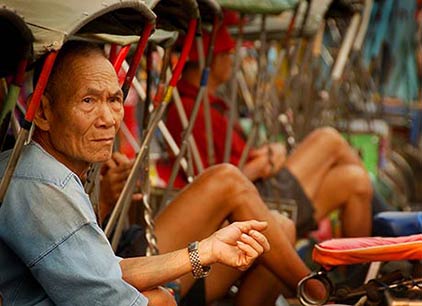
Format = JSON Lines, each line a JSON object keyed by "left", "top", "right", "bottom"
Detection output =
{"left": 89, "top": 151, "right": 113, "bottom": 163}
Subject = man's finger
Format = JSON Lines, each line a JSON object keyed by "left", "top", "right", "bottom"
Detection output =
{"left": 239, "top": 233, "right": 264, "bottom": 255}
{"left": 234, "top": 220, "right": 268, "bottom": 233}
{"left": 248, "top": 230, "right": 270, "bottom": 252}
{"left": 109, "top": 170, "right": 130, "bottom": 183}
{"left": 113, "top": 152, "right": 132, "bottom": 166}
{"left": 236, "top": 240, "right": 259, "bottom": 261}
{"left": 113, "top": 163, "right": 133, "bottom": 174}
{"left": 250, "top": 146, "right": 267, "bottom": 157}
{"left": 132, "top": 193, "right": 143, "bottom": 201}
{"left": 104, "top": 157, "right": 118, "bottom": 169}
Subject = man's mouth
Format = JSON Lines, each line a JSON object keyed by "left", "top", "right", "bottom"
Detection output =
{"left": 92, "top": 137, "right": 114, "bottom": 143}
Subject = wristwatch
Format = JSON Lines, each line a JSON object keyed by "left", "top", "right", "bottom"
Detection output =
{"left": 187, "top": 241, "right": 211, "bottom": 279}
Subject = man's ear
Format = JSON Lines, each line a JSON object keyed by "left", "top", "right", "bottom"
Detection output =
{"left": 32, "top": 94, "right": 52, "bottom": 131}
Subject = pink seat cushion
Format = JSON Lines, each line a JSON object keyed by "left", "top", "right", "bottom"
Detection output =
{"left": 312, "top": 234, "right": 422, "bottom": 269}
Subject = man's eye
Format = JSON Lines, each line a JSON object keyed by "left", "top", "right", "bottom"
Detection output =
{"left": 83, "top": 97, "right": 93, "bottom": 103}
{"left": 109, "top": 96, "right": 123, "bottom": 103}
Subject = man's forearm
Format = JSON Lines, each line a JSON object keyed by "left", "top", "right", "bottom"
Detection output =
{"left": 120, "top": 248, "right": 192, "bottom": 291}
{"left": 242, "top": 158, "right": 267, "bottom": 181}
{"left": 120, "top": 220, "right": 269, "bottom": 292}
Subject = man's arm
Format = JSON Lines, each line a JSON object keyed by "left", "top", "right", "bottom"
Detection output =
{"left": 242, "top": 143, "right": 286, "bottom": 181}
{"left": 120, "top": 220, "right": 270, "bottom": 291}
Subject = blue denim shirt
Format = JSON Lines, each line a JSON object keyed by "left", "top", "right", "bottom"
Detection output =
{"left": 0, "top": 142, "right": 148, "bottom": 306}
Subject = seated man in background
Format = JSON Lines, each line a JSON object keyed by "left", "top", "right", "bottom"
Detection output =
{"left": 160, "top": 23, "right": 373, "bottom": 239}
{"left": 0, "top": 41, "right": 271, "bottom": 306}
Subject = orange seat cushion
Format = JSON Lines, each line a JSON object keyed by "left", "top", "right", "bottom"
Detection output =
{"left": 312, "top": 234, "right": 422, "bottom": 269}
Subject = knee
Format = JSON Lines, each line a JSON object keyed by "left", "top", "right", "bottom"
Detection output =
{"left": 348, "top": 166, "right": 373, "bottom": 200}
{"left": 311, "top": 127, "right": 354, "bottom": 158}
{"left": 312, "top": 127, "right": 345, "bottom": 148}
{"left": 206, "top": 163, "right": 256, "bottom": 193}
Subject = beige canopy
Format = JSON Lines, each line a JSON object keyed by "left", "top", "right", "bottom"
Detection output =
{"left": 0, "top": 0, "right": 156, "bottom": 61}
{"left": 238, "top": 0, "right": 333, "bottom": 40}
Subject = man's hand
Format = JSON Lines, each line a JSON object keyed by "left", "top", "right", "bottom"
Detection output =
{"left": 99, "top": 152, "right": 142, "bottom": 220}
{"left": 198, "top": 220, "right": 270, "bottom": 271}
{"left": 249, "top": 143, "right": 286, "bottom": 178}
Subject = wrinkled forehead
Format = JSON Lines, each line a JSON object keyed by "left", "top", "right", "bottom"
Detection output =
{"left": 56, "top": 51, "right": 120, "bottom": 93}
{"left": 64, "top": 51, "right": 116, "bottom": 79}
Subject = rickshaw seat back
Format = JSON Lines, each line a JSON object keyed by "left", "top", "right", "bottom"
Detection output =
{"left": 312, "top": 234, "right": 422, "bottom": 270}
{"left": 373, "top": 211, "right": 422, "bottom": 237}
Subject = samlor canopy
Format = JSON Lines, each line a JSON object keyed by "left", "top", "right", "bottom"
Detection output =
{"left": 238, "top": 0, "right": 333, "bottom": 40}
{"left": 326, "top": 0, "right": 364, "bottom": 18}
{"left": 146, "top": 0, "right": 200, "bottom": 33}
{"left": 196, "top": 0, "right": 223, "bottom": 24}
{"left": 148, "top": 29, "right": 179, "bottom": 47}
{"left": 91, "top": 29, "right": 179, "bottom": 48}
{"left": 0, "top": 7, "right": 33, "bottom": 77}
{"left": 0, "top": 0, "right": 156, "bottom": 61}
{"left": 216, "top": 0, "right": 299, "bottom": 14}
{"left": 94, "top": 0, "right": 205, "bottom": 52}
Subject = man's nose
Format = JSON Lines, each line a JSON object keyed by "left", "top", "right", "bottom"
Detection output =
{"left": 96, "top": 102, "right": 117, "bottom": 127}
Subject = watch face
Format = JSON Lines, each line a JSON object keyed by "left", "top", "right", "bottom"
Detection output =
{"left": 188, "top": 241, "right": 198, "bottom": 252}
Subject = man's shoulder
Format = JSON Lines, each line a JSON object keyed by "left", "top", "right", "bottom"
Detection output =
{"left": 0, "top": 142, "right": 77, "bottom": 188}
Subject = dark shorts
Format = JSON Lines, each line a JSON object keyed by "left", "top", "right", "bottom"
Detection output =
{"left": 255, "top": 168, "right": 317, "bottom": 238}
{"left": 180, "top": 279, "right": 206, "bottom": 306}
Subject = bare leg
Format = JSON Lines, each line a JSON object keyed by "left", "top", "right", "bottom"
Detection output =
{"left": 234, "top": 265, "right": 283, "bottom": 306}
{"left": 285, "top": 127, "right": 365, "bottom": 198}
{"left": 205, "top": 210, "right": 296, "bottom": 304}
{"left": 313, "top": 165, "right": 372, "bottom": 237}
{"left": 285, "top": 127, "right": 372, "bottom": 237}
{"left": 154, "top": 164, "right": 313, "bottom": 298}
{"left": 234, "top": 211, "right": 296, "bottom": 306}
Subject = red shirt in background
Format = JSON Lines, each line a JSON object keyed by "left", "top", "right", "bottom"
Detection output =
{"left": 156, "top": 79, "right": 248, "bottom": 187}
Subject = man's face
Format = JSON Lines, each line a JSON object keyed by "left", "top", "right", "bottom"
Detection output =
{"left": 211, "top": 50, "right": 234, "bottom": 84}
{"left": 46, "top": 52, "right": 124, "bottom": 168}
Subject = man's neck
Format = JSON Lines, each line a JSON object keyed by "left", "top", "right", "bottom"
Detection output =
{"left": 32, "top": 131, "right": 89, "bottom": 179}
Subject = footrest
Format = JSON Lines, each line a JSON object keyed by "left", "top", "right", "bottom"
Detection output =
{"left": 313, "top": 234, "right": 422, "bottom": 269}
{"left": 373, "top": 211, "right": 422, "bottom": 237}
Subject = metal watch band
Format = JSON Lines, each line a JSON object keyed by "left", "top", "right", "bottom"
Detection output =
{"left": 187, "top": 241, "right": 210, "bottom": 279}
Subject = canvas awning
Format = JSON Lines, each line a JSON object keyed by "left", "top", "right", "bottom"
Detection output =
{"left": 146, "top": 0, "right": 200, "bottom": 33}
{"left": 91, "top": 0, "right": 202, "bottom": 50}
{"left": 83, "top": 29, "right": 178, "bottom": 47}
{"left": 197, "top": 0, "right": 223, "bottom": 24}
{"left": 237, "top": 0, "right": 333, "bottom": 40}
{"left": 0, "top": 0, "right": 156, "bottom": 61}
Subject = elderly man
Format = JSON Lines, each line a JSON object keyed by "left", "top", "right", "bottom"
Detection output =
{"left": 0, "top": 41, "right": 271, "bottom": 306}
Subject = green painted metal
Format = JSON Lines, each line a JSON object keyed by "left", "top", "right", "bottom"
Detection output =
{"left": 347, "top": 133, "right": 380, "bottom": 176}
{"left": 216, "top": 0, "right": 299, "bottom": 14}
